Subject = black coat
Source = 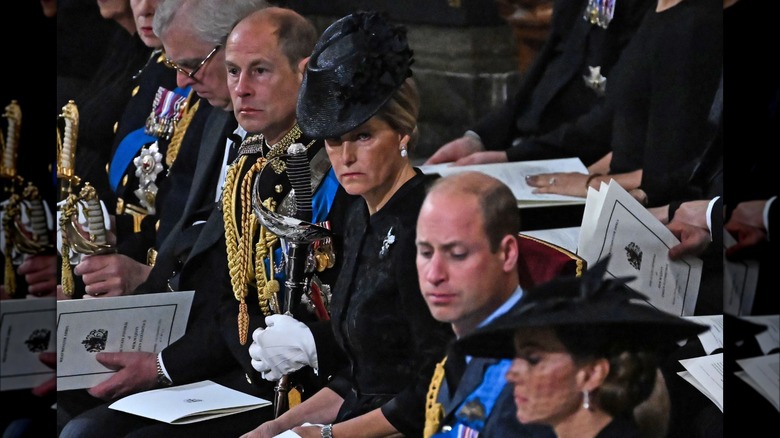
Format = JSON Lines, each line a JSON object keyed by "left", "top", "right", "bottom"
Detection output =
{"left": 327, "top": 171, "right": 455, "bottom": 436}
{"left": 475, "top": 0, "right": 654, "bottom": 166}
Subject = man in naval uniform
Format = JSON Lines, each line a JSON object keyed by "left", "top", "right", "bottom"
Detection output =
{"left": 58, "top": 4, "right": 352, "bottom": 438}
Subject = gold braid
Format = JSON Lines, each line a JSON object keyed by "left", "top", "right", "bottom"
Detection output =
{"left": 222, "top": 155, "right": 250, "bottom": 344}
{"left": 165, "top": 93, "right": 200, "bottom": 167}
{"left": 255, "top": 198, "right": 280, "bottom": 316}
{"left": 424, "top": 356, "right": 448, "bottom": 438}
{"left": 224, "top": 154, "right": 283, "bottom": 345}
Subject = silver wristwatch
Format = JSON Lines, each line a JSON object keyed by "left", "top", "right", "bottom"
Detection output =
{"left": 320, "top": 424, "right": 333, "bottom": 438}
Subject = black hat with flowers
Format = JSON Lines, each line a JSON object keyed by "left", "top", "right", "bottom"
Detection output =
{"left": 297, "top": 11, "right": 414, "bottom": 139}
{"left": 456, "top": 257, "right": 709, "bottom": 359}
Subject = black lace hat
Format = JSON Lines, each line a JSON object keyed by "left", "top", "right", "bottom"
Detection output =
{"left": 297, "top": 11, "right": 414, "bottom": 139}
{"left": 456, "top": 257, "right": 709, "bottom": 359}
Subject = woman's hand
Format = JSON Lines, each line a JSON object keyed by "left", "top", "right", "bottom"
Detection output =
{"left": 525, "top": 172, "right": 590, "bottom": 197}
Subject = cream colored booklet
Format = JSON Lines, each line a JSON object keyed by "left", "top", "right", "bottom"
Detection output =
{"left": 578, "top": 180, "right": 702, "bottom": 316}
{"left": 109, "top": 380, "right": 271, "bottom": 424}
{"left": 56, "top": 291, "right": 194, "bottom": 390}
{"left": 418, "top": 158, "right": 588, "bottom": 208}
{"left": 0, "top": 297, "right": 56, "bottom": 390}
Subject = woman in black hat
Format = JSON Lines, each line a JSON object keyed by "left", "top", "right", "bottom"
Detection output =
{"left": 455, "top": 259, "right": 709, "bottom": 438}
{"left": 241, "top": 11, "right": 454, "bottom": 438}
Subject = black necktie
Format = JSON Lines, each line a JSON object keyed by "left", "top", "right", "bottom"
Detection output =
{"left": 226, "top": 133, "right": 242, "bottom": 164}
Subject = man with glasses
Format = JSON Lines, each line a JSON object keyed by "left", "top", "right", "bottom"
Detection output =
{"left": 57, "top": 0, "right": 269, "bottom": 436}
{"left": 164, "top": 44, "right": 221, "bottom": 79}
{"left": 58, "top": 3, "right": 351, "bottom": 438}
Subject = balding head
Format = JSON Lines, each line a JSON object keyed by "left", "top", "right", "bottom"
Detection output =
{"left": 235, "top": 7, "right": 317, "bottom": 70}
{"left": 426, "top": 172, "right": 519, "bottom": 252}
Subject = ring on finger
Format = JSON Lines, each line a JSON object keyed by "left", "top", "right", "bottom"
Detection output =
{"left": 549, "top": 177, "right": 557, "bottom": 186}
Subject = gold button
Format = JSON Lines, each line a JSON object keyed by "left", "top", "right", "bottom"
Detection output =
{"left": 113, "top": 121, "right": 118, "bottom": 133}
{"left": 132, "top": 85, "right": 140, "bottom": 96}
{"left": 275, "top": 184, "right": 283, "bottom": 193}
{"left": 122, "top": 174, "right": 128, "bottom": 186}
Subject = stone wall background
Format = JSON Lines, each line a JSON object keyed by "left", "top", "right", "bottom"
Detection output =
{"left": 291, "top": 0, "right": 529, "bottom": 160}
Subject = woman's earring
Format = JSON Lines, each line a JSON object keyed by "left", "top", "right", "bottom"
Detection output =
{"left": 582, "top": 390, "right": 590, "bottom": 410}
{"left": 400, "top": 144, "right": 408, "bottom": 158}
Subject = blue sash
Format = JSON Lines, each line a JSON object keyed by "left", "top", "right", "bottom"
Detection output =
{"left": 108, "top": 86, "right": 189, "bottom": 193}
{"left": 433, "top": 359, "right": 513, "bottom": 437}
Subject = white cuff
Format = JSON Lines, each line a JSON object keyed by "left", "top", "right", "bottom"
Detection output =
{"left": 706, "top": 196, "right": 720, "bottom": 239}
{"left": 764, "top": 196, "right": 776, "bottom": 241}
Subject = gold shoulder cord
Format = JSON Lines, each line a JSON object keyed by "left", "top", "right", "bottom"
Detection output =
{"left": 424, "top": 356, "right": 448, "bottom": 438}
{"left": 165, "top": 92, "right": 199, "bottom": 167}
{"left": 222, "top": 155, "right": 281, "bottom": 345}
{"left": 223, "top": 126, "right": 311, "bottom": 345}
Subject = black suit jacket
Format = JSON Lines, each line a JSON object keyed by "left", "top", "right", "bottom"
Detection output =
{"left": 474, "top": 0, "right": 653, "bottom": 166}
{"left": 135, "top": 108, "right": 236, "bottom": 296}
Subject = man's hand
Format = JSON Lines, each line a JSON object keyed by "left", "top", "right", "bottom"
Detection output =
{"left": 32, "top": 352, "right": 57, "bottom": 397}
{"left": 666, "top": 200, "right": 712, "bottom": 259}
{"left": 18, "top": 254, "right": 57, "bottom": 297}
{"left": 725, "top": 200, "right": 768, "bottom": 258}
{"left": 88, "top": 351, "right": 158, "bottom": 400}
{"left": 75, "top": 253, "right": 152, "bottom": 297}
{"left": 424, "top": 136, "right": 484, "bottom": 165}
{"left": 249, "top": 314, "right": 318, "bottom": 381}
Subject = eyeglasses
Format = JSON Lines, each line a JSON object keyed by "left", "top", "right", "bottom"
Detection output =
{"left": 164, "top": 45, "right": 221, "bottom": 79}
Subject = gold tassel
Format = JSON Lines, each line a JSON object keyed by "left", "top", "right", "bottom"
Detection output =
{"left": 288, "top": 387, "right": 302, "bottom": 409}
{"left": 423, "top": 356, "right": 448, "bottom": 438}
{"left": 61, "top": 244, "right": 74, "bottom": 297}
{"left": 238, "top": 301, "right": 249, "bottom": 345}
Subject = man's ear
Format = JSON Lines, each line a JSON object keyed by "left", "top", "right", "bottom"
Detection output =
{"left": 500, "top": 234, "right": 519, "bottom": 273}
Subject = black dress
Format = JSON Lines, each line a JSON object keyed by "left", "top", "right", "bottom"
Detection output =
{"left": 478, "top": 0, "right": 655, "bottom": 166}
{"left": 594, "top": 417, "right": 641, "bottom": 438}
{"left": 607, "top": 0, "right": 722, "bottom": 207}
{"left": 328, "top": 170, "right": 455, "bottom": 436}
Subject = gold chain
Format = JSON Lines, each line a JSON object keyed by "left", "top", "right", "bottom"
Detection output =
{"left": 424, "top": 356, "right": 448, "bottom": 438}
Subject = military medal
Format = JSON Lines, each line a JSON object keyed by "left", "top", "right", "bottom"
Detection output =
{"left": 132, "top": 142, "right": 164, "bottom": 215}
{"left": 144, "top": 86, "right": 188, "bottom": 140}
{"left": 584, "top": 0, "right": 616, "bottom": 29}
{"left": 583, "top": 66, "right": 607, "bottom": 96}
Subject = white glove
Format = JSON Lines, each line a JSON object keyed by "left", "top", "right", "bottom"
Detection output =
{"left": 249, "top": 314, "right": 318, "bottom": 381}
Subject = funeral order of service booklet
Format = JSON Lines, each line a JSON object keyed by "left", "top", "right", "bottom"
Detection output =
{"left": 56, "top": 291, "right": 194, "bottom": 390}
{"left": 109, "top": 380, "right": 271, "bottom": 424}
{"left": 0, "top": 297, "right": 56, "bottom": 391}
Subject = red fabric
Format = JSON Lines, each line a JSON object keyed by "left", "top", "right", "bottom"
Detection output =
{"left": 516, "top": 234, "right": 586, "bottom": 290}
